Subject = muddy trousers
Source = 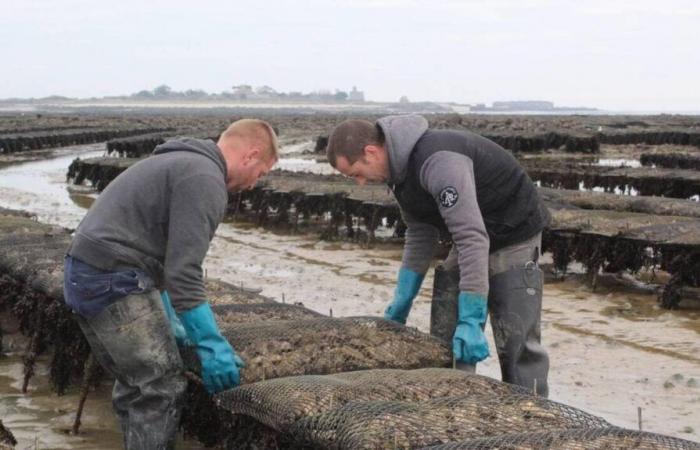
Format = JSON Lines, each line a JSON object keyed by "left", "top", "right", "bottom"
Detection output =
{"left": 431, "top": 233, "right": 550, "bottom": 397}
{"left": 74, "top": 289, "right": 186, "bottom": 450}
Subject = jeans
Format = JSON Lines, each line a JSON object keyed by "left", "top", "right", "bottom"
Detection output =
{"left": 63, "top": 255, "right": 154, "bottom": 318}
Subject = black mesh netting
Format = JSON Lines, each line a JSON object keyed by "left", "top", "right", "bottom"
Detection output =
{"left": 0, "top": 214, "right": 82, "bottom": 393}
{"left": 0, "top": 212, "right": 277, "bottom": 398}
{"left": 217, "top": 368, "right": 530, "bottom": 432}
{"left": 0, "top": 225, "right": 72, "bottom": 301}
{"left": 212, "top": 302, "right": 322, "bottom": 324}
{"left": 0, "top": 213, "right": 272, "bottom": 306}
{"left": 0, "top": 217, "right": 70, "bottom": 281}
{"left": 288, "top": 393, "right": 611, "bottom": 449}
{"left": 0, "top": 207, "right": 33, "bottom": 218}
{"left": 0, "top": 237, "right": 69, "bottom": 284}
{"left": 179, "top": 319, "right": 451, "bottom": 445}
{"left": 0, "top": 214, "right": 54, "bottom": 234}
{"left": 423, "top": 427, "right": 700, "bottom": 450}
{"left": 0, "top": 418, "right": 17, "bottom": 448}
{"left": 181, "top": 317, "right": 451, "bottom": 384}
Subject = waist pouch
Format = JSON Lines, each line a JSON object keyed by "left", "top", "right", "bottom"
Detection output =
{"left": 63, "top": 255, "right": 155, "bottom": 318}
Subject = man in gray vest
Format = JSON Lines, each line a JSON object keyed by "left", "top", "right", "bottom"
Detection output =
{"left": 63, "top": 119, "right": 278, "bottom": 449}
{"left": 326, "top": 115, "right": 550, "bottom": 396}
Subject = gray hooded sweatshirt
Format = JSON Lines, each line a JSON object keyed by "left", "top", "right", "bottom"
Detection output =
{"left": 378, "top": 115, "right": 490, "bottom": 296}
{"left": 67, "top": 137, "right": 229, "bottom": 312}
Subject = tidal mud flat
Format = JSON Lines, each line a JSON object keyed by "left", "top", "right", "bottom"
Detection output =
{"left": 0, "top": 111, "right": 699, "bottom": 448}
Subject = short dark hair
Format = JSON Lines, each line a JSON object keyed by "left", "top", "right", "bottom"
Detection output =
{"left": 326, "top": 119, "right": 384, "bottom": 167}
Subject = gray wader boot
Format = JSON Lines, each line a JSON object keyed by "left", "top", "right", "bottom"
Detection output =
{"left": 75, "top": 289, "right": 186, "bottom": 450}
{"left": 488, "top": 260, "right": 549, "bottom": 397}
{"left": 430, "top": 233, "right": 549, "bottom": 396}
{"left": 431, "top": 261, "right": 475, "bottom": 373}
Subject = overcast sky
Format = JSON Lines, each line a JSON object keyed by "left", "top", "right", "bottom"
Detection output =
{"left": 3, "top": 0, "right": 699, "bottom": 111}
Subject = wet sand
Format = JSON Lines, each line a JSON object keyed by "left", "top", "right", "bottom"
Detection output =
{"left": 0, "top": 144, "right": 698, "bottom": 447}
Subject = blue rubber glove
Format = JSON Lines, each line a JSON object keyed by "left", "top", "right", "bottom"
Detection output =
{"left": 383, "top": 267, "right": 425, "bottom": 324}
{"left": 160, "top": 291, "right": 191, "bottom": 347}
{"left": 452, "top": 292, "right": 490, "bottom": 364}
{"left": 179, "top": 303, "right": 245, "bottom": 393}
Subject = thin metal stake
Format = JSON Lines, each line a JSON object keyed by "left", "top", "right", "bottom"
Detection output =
{"left": 72, "top": 352, "right": 97, "bottom": 434}
{"left": 329, "top": 308, "right": 333, "bottom": 318}
{"left": 638, "top": 406, "right": 643, "bottom": 431}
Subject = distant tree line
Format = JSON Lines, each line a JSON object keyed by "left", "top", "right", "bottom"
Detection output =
{"left": 129, "top": 84, "right": 363, "bottom": 102}
{"left": 131, "top": 85, "right": 210, "bottom": 99}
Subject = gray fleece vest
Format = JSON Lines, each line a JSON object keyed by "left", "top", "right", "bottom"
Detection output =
{"left": 391, "top": 129, "right": 550, "bottom": 252}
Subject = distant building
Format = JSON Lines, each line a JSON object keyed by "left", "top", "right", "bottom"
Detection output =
{"left": 468, "top": 100, "right": 595, "bottom": 112}
{"left": 348, "top": 86, "right": 365, "bottom": 102}
{"left": 492, "top": 101, "right": 554, "bottom": 111}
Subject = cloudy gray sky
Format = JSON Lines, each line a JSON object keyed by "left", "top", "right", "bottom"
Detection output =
{"left": 3, "top": 0, "right": 699, "bottom": 111}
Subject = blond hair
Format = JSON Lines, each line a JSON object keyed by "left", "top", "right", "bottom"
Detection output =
{"left": 220, "top": 119, "right": 279, "bottom": 161}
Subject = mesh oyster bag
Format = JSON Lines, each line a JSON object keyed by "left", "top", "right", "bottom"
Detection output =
{"left": 289, "top": 393, "right": 610, "bottom": 449}
{"left": 212, "top": 302, "right": 322, "bottom": 324}
{"left": 423, "top": 427, "right": 700, "bottom": 450}
{"left": 0, "top": 218, "right": 70, "bottom": 283}
{"left": 180, "top": 320, "right": 450, "bottom": 446}
{"left": 0, "top": 238, "right": 68, "bottom": 279}
{"left": 182, "top": 317, "right": 451, "bottom": 384}
{"left": 218, "top": 368, "right": 530, "bottom": 432}
{"left": 0, "top": 214, "right": 49, "bottom": 234}
{"left": 204, "top": 279, "right": 273, "bottom": 305}
{"left": 0, "top": 207, "right": 33, "bottom": 218}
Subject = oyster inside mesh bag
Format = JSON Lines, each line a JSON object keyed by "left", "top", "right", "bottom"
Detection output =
{"left": 212, "top": 303, "right": 322, "bottom": 324}
{"left": 181, "top": 316, "right": 451, "bottom": 384}
{"left": 217, "top": 368, "right": 530, "bottom": 431}
{"left": 289, "top": 393, "right": 610, "bottom": 449}
{"left": 204, "top": 279, "right": 272, "bottom": 305}
{"left": 422, "top": 427, "right": 700, "bottom": 450}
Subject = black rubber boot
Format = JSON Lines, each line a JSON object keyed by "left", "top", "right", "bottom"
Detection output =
{"left": 488, "top": 263, "right": 549, "bottom": 396}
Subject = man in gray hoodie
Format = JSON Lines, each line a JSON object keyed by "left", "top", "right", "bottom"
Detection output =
{"left": 63, "top": 119, "right": 278, "bottom": 449}
{"left": 326, "top": 115, "right": 550, "bottom": 396}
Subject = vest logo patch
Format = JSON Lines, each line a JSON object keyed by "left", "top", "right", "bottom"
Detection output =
{"left": 439, "top": 186, "right": 459, "bottom": 208}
